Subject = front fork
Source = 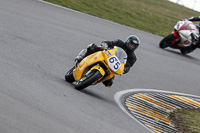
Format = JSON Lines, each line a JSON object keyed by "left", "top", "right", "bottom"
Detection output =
{"left": 91, "top": 65, "right": 105, "bottom": 77}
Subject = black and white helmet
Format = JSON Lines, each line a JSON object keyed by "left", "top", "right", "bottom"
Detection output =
{"left": 125, "top": 35, "right": 140, "bottom": 51}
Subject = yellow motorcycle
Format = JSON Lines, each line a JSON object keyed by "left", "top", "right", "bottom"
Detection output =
{"left": 65, "top": 46, "right": 127, "bottom": 90}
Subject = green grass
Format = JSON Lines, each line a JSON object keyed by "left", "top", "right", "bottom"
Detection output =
{"left": 169, "top": 109, "right": 200, "bottom": 133}
{"left": 44, "top": 0, "right": 199, "bottom": 36}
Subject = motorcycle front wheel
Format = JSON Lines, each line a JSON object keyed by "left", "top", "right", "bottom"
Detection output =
{"left": 75, "top": 70, "right": 102, "bottom": 90}
{"left": 159, "top": 34, "right": 175, "bottom": 48}
{"left": 65, "top": 66, "right": 75, "bottom": 83}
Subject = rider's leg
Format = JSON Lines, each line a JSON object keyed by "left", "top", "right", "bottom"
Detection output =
{"left": 75, "top": 49, "right": 87, "bottom": 66}
{"left": 75, "top": 43, "right": 103, "bottom": 66}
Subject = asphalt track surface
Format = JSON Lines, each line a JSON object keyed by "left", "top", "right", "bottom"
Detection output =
{"left": 0, "top": 0, "right": 200, "bottom": 133}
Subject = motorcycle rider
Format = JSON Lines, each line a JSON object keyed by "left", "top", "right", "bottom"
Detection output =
{"left": 183, "top": 16, "right": 200, "bottom": 53}
{"left": 75, "top": 35, "right": 140, "bottom": 87}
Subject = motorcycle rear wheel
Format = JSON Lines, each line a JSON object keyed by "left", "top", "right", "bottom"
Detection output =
{"left": 65, "top": 66, "right": 75, "bottom": 83}
{"left": 159, "top": 34, "right": 175, "bottom": 48}
{"left": 180, "top": 48, "right": 193, "bottom": 55}
{"left": 75, "top": 70, "right": 102, "bottom": 90}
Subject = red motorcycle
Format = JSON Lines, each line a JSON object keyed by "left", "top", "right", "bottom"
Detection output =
{"left": 159, "top": 20, "right": 199, "bottom": 54}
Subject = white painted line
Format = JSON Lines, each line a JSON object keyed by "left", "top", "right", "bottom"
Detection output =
{"left": 37, "top": 0, "right": 125, "bottom": 26}
{"left": 115, "top": 89, "right": 155, "bottom": 133}
{"left": 38, "top": 0, "right": 78, "bottom": 12}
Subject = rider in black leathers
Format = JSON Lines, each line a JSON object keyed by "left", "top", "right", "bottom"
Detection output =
{"left": 75, "top": 35, "right": 140, "bottom": 87}
{"left": 187, "top": 16, "right": 200, "bottom": 22}
{"left": 184, "top": 16, "right": 200, "bottom": 52}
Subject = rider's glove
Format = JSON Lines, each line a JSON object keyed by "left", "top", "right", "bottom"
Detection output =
{"left": 101, "top": 42, "right": 108, "bottom": 50}
{"left": 123, "top": 66, "right": 130, "bottom": 74}
{"left": 87, "top": 43, "right": 95, "bottom": 50}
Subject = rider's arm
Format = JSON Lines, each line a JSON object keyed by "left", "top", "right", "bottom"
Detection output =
{"left": 101, "top": 39, "right": 124, "bottom": 48}
{"left": 86, "top": 43, "right": 103, "bottom": 56}
{"left": 123, "top": 52, "right": 137, "bottom": 74}
{"left": 186, "top": 16, "right": 200, "bottom": 22}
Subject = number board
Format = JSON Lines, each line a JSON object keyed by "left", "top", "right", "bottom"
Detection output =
{"left": 107, "top": 55, "right": 121, "bottom": 72}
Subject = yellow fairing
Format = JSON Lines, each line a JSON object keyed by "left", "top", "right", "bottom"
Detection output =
{"left": 115, "top": 63, "right": 124, "bottom": 75}
{"left": 73, "top": 46, "right": 126, "bottom": 83}
{"left": 73, "top": 51, "right": 105, "bottom": 81}
{"left": 91, "top": 66, "right": 105, "bottom": 76}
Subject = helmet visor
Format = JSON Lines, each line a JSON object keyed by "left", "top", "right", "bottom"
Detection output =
{"left": 128, "top": 43, "right": 138, "bottom": 50}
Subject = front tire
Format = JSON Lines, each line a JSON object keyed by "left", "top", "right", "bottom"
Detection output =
{"left": 159, "top": 34, "right": 176, "bottom": 48}
{"left": 75, "top": 70, "right": 102, "bottom": 90}
{"left": 65, "top": 66, "right": 75, "bottom": 83}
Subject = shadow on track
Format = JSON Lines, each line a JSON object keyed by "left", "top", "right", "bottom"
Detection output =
{"left": 60, "top": 78, "right": 115, "bottom": 104}
{"left": 164, "top": 49, "right": 200, "bottom": 63}
{"left": 81, "top": 89, "right": 116, "bottom": 105}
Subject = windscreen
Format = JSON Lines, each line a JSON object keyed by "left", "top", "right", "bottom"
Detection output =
{"left": 184, "top": 22, "right": 195, "bottom": 30}
{"left": 115, "top": 47, "right": 127, "bottom": 64}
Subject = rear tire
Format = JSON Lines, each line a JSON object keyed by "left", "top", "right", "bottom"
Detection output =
{"left": 75, "top": 70, "right": 102, "bottom": 90}
{"left": 180, "top": 48, "right": 192, "bottom": 55}
{"left": 159, "top": 34, "right": 176, "bottom": 48}
{"left": 65, "top": 66, "right": 75, "bottom": 83}
{"left": 180, "top": 49, "right": 187, "bottom": 54}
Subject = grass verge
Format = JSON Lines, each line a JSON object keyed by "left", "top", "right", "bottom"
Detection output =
{"left": 169, "top": 109, "right": 200, "bottom": 133}
{"left": 43, "top": 0, "right": 199, "bottom": 36}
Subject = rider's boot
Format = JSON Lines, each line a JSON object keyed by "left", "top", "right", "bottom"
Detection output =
{"left": 196, "top": 41, "right": 200, "bottom": 48}
{"left": 74, "top": 43, "right": 103, "bottom": 67}
{"left": 102, "top": 76, "right": 115, "bottom": 88}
